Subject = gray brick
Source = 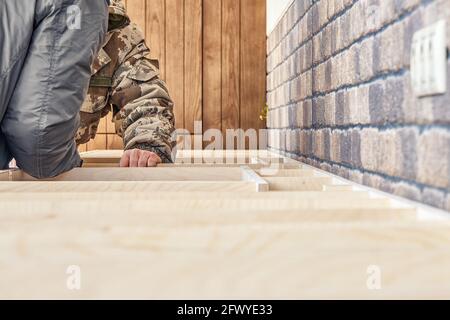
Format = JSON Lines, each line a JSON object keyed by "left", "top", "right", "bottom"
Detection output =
{"left": 432, "top": 61, "right": 450, "bottom": 124}
{"left": 422, "top": 187, "right": 446, "bottom": 209}
{"left": 311, "top": 3, "right": 320, "bottom": 34}
{"left": 313, "top": 130, "right": 325, "bottom": 159}
{"left": 364, "top": 0, "right": 381, "bottom": 34}
{"left": 392, "top": 182, "right": 422, "bottom": 202}
{"left": 369, "top": 82, "right": 385, "bottom": 124}
{"left": 348, "top": 170, "right": 364, "bottom": 185}
{"left": 349, "top": 0, "right": 365, "bottom": 42}
{"left": 288, "top": 104, "right": 297, "bottom": 128}
{"left": 294, "top": 102, "right": 304, "bottom": 128}
{"left": 384, "top": 77, "right": 405, "bottom": 123}
{"left": 330, "top": 19, "right": 340, "bottom": 53}
{"left": 340, "top": 8, "right": 352, "bottom": 48}
{"left": 358, "top": 37, "right": 374, "bottom": 81}
{"left": 324, "top": 92, "right": 336, "bottom": 126}
{"left": 398, "top": 127, "right": 418, "bottom": 181}
{"left": 417, "top": 129, "right": 450, "bottom": 189}
{"left": 321, "top": 25, "right": 332, "bottom": 61}
{"left": 340, "top": 130, "right": 352, "bottom": 165}
{"left": 335, "top": 90, "right": 346, "bottom": 125}
{"left": 312, "top": 97, "right": 326, "bottom": 126}
{"left": 377, "top": 22, "right": 405, "bottom": 73}
{"left": 446, "top": 194, "right": 450, "bottom": 212}
{"left": 303, "top": 99, "right": 313, "bottom": 128}
{"left": 331, "top": 130, "right": 341, "bottom": 162}
{"left": 320, "top": 162, "right": 332, "bottom": 173}
{"left": 323, "top": 128, "right": 331, "bottom": 161}
{"left": 378, "top": 130, "right": 400, "bottom": 177}
{"left": 360, "top": 128, "right": 379, "bottom": 172}
{"left": 351, "top": 129, "right": 361, "bottom": 167}
{"left": 402, "top": 9, "right": 423, "bottom": 68}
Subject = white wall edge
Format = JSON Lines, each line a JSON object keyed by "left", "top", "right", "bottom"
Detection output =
{"left": 267, "top": 0, "right": 296, "bottom": 36}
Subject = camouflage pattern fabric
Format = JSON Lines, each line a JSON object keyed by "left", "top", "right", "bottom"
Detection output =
{"left": 76, "top": 0, "right": 175, "bottom": 163}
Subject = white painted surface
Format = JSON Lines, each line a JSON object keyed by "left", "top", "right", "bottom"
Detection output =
{"left": 267, "top": 0, "right": 294, "bottom": 34}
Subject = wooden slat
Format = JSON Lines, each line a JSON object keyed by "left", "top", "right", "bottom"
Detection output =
{"left": 145, "top": 0, "right": 165, "bottom": 78}
{"left": 240, "top": 0, "right": 266, "bottom": 135}
{"left": 203, "top": 0, "right": 222, "bottom": 135}
{"left": 222, "top": 0, "right": 240, "bottom": 137}
{"left": 241, "top": 166, "right": 269, "bottom": 192}
{"left": 258, "top": 168, "right": 315, "bottom": 177}
{"left": 3, "top": 223, "right": 448, "bottom": 251}
{"left": 3, "top": 167, "right": 243, "bottom": 182}
{"left": 126, "top": 0, "right": 147, "bottom": 35}
{"left": 105, "top": 110, "right": 116, "bottom": 134}
{"left": 165, "top": 0, "right": 184, "bottom": 129}
{"left": 0, "top": 181, "right": 255, "bottom": 193}
{"left": 184, "top": 0, "right": 203, "bottom": 133}
{"left": 266, "top": 177, "right": 335, "bottom": 191}
{"left": 0, "top": 198, "right": 395, "bottom": 212}
{"left": 0, "top": 208, "right": 416, "bottom": 224}
{"left": 87, "top": 134, "right": 107, "bottom": 151}
{"left": 77, "top": 144, "right": 87, "bottom": 153}
{"left": 0, "top": 191, "right": 373, "bottom": 200}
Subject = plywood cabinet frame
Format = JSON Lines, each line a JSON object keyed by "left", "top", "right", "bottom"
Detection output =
{"left": 2, "top": 150, "right": 450, "bottom": 299}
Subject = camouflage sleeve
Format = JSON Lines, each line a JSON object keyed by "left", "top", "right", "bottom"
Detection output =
{"left": 109, "top": 25, "right": 175, "bottom": 163}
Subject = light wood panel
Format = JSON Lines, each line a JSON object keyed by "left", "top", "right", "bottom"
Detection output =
{"left": 240, "top": 0, "right": 266, "bottom": 136}
{"left": 4, "top": 167, "right": 242, "bottom": 182}
{"left": 0, "top": 181, "right": 256, "bottom": 193}
{"left": 145, "top": 0, "right": 166, "bottom": 77}
{"left": 184, "top": 0, "right": 203, "bottom": 133}
{"left": 203, "top": 0, "right": 222, "bottom": 134}
{"left": 165, "top": 0, "right": 185, "bottom": 129}
{"left": 221, "top": 0, "right": 240, "bottom": 136}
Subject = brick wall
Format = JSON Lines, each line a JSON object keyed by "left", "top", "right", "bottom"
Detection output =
{"left": 267, "top": 0, "right": 450, "bottom": 210}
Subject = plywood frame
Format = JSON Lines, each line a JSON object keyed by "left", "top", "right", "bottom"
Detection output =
{"left": 1, "top": 149, "right": 450, "bottom": 299}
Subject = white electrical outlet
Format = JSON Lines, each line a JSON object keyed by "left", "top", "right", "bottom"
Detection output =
{"left": 411, "top": 20, "right": 447, "bottom": 97}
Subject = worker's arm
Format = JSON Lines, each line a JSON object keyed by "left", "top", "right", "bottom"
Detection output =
{"left": 109, "top": 25, "right": 176, "bottom": 165}
{"left": 1, "top": 0, "right": 109, "bottom": 178}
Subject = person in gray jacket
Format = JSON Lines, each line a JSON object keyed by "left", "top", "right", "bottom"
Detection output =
{"left": 0, "top": 0, "right": 109, "bottom": 178}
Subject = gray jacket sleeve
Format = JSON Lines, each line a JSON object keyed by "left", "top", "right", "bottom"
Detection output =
{"left": 0, "top": 0, "right": 108, "bottom": 178}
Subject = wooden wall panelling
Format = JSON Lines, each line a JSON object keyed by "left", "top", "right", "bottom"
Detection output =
{"left": 0, "top": 181, "right": 256, "bottom": 193}
{"left": 106, "top": 134, "right": 124, "bottom": 150}
{"left": 85, "top": 0, "right": 268, "bottom": 151}
{"left": 203, "top": 0, "right": 222, "bottom": 137}
{"left": 87, "top": 134, "right": 107, "bottom": 151}
{"left": 165, "top": 0, "right": 185, "bottom": 130}
{"left": 221, "top": 0, "right": 240, "bottom": 145}
{"left": 126, "top": 0, "right": 147, "bottom": 34}
{"left": 240, "top": 0, "right": 266, "bottom": 148}
{"left": 145, "top": 0, "right": 166, "bottom": 77}
{"left": 184, "top": 0, "right": 203, "bottom": 133}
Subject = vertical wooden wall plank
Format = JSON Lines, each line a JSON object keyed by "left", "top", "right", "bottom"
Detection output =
{"left": 126, "top": 0, "right": 147, "bottom": 34}
{"left": 166, "top": 0, "right": 185, "bottom": 130}
{"left": 184, "top": 0, "right": 203, "bottom": 134}
{"left": 87, "top": 134, "right": 107, "bottom": 151}
{"left": 145, "top": 0, "right": 166, "bottom": 78}
{"left": 107, "top": 134, "right": 124, "bottom": 150}
{"left": 203, "top": 0, "right": 222, "bottom": 136}
{"left": 222, "top": 0, "right": 240, "bottom": 137}
{"left": 240, "top": 0, "right": 266, "bottom": 136}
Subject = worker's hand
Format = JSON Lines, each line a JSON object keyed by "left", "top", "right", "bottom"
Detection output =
{"left": 120, "top": 149, "right": 162, "bottom": 167}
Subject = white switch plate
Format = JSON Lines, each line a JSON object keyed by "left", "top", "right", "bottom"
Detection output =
{"left": 411, "top": 20, "right": 447, "bottom": 97}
